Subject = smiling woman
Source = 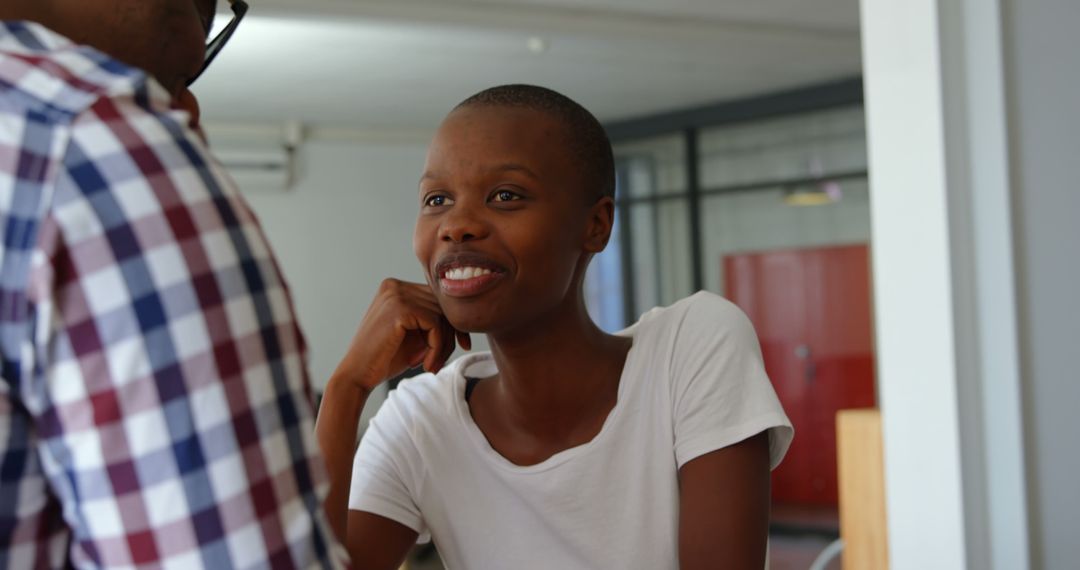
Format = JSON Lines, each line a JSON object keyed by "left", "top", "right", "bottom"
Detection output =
{"left": 315, "top": 84, "right": 792, "bottom": 570}
{"left": 411, "top": 101, "right": 604, "bottom": 333}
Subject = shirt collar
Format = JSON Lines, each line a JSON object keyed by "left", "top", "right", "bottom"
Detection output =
{"left": 0, "top": 20, "right": 74, "bottom": 53}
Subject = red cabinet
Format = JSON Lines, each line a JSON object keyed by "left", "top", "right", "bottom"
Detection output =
{"left": 725, "top": 244, "right": 877, "bottom": 507}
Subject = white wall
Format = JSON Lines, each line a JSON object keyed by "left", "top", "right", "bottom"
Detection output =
{"left": 1004, "top": 0, "right": 1080, "bottom": 567}
{"left": 242, "top": 139, "right": 425, "bottom": 387}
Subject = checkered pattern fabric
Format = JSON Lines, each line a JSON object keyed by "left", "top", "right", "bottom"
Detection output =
{"left": 1, "top": 22, "right": 343, "bottom": 568}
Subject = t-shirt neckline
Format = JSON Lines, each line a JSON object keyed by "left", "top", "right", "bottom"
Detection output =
{"left": 452, "top": 338, "right": 639, "bottom": 474}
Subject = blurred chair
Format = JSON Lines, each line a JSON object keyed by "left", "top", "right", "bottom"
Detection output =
{"left": 836, "top": 408, "right": 889, "bottom": 569}
{"left": 810, "top": 538, "right": 844, "bottom": 570}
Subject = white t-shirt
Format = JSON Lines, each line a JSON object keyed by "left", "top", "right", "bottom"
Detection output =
{"left": 349, "top": 291, "right": 793, "bottom": 570}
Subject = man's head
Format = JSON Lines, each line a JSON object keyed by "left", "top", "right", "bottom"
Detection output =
{"left": 414, "top": 84, "right": 617, "bottom": 334}
{"left": 1, "top": 0, "right": 214, "bottom": 98}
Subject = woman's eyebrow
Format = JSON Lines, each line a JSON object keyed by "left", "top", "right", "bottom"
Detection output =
{"left": 493, "top": 163, "right": 540, "bottom": 180}
{"left": 419, "top": 164, "right": 540, "bottom": 185}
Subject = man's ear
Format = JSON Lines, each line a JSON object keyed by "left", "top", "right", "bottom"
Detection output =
{"left": 584, "top": 196, "right": 615, "bottom": 253}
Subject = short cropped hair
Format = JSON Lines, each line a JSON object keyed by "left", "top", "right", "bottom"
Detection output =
{"left": 455, "top": 84, "right": 616, "bottom": 201}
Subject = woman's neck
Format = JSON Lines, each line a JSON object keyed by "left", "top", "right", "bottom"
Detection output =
{"left": 482, "top": 294, "right": 631, "bottom": 435}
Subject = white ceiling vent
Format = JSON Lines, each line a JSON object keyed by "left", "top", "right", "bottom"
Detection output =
{"left": 209, "top": 121, "right": 305, "bottom": 193}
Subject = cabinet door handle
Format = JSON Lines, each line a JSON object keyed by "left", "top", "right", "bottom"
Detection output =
{"left": 795, "top": 344, "right": 816, "bottom": 383}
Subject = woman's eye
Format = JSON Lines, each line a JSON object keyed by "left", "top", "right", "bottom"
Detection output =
{"left": 425, "top": 195, "right": 450, "bottom": 207}
{"left": 492, "top": 190, "right": 521, "bottom": 202}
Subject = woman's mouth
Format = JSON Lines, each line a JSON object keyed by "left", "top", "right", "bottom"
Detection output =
{"left": 443, "top": 266, "right": 494, "bottom": 280}
{"left": 438, "top": 268, "right": 501, "bottom": 297}
{"left": 438, "top": 265, "right": 506, "bottom": 298}
{"left": 434, "top": 250, "right": 510, "bottom": 297}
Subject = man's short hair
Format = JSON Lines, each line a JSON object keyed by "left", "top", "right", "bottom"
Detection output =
{"left": 455, "top": 84, "right": 616, "bottom": 201}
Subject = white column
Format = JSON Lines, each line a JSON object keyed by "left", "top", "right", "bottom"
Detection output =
{"left": 859, "top": 0, "right": 1029, "bottom": 568}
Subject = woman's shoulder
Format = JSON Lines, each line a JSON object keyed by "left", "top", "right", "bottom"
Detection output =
{"left": 634, "top": 291, "right": 755, "bottom": 340}
{"left": 375, "top": 352, "right": 491, "bottom": 430}
{"left": 622, "top": 292, "right": 763, "bottom": 380}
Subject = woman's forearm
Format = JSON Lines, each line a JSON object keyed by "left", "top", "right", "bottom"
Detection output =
{"left": 316, "top": 376, "right": 373, "bottom": 544}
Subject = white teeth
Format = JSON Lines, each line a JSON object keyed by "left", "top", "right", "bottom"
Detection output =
{"left": 444, "top": 266, "right": 493, "bottom": 280}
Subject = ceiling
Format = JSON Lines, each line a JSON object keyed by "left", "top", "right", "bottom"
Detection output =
{"left": 195, "top": 0, "right": 862, "bottom": 132}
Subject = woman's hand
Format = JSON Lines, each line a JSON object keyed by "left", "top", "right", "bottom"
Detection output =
{"left": 330, "top": 278, "right": 471, "bottom": 393}
{"left": 318, "top": 278, "right": 470, "bottom": 552}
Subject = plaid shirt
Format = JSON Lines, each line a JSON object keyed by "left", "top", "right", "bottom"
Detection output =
{"left": 0, "top": 22, "right": 343, "bottom": 568}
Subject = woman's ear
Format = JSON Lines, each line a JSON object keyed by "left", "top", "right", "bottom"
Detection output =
{"left": 584, "top": 196, "right": 616, "bottom": 253}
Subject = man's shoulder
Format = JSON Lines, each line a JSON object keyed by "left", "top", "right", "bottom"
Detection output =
{"left": 0, "top": 21, "right": 157, "bottom": 121}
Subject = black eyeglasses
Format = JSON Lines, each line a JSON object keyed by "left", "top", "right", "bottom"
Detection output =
{"left": 187, "top": 0, "right": 249, "bottom": 86}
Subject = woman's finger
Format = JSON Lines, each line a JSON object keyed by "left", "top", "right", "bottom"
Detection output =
{"left": 408, "top": 281, "right": 441, "bottom": 300}
{"left": 422, "top": 318, "right": 444, "bottom": 373}
{"left": 392, "top": 281, "right": 469, "bottom": 373}
{"left": 456, "top": 330, "right": 472, "bottom": 352}
{"left": 437, "top": 318, "right": 457, "bottom": 370}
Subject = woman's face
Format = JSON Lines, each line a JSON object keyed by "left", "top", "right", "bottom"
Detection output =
{"left": 413, "top": 106, "right": 595, "bottom": 334}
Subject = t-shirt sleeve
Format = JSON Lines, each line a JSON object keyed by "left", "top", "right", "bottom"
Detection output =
{"left": 349, "top": 389, "right": 430, "bottom": 542}
{"left": 666, "top": 293, "right": 793, "bottom": 470}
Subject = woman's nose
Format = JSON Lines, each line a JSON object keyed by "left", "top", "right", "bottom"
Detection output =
{"left": 439, "top": 206, "right": 488, "bottom": 243}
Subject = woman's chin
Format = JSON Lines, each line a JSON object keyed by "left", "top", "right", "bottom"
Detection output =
{"left": 442, "top": 311, "right": 492, "bottom": 335}
{"left": 449, "top": 319, "right": 494, "bottom": 336}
